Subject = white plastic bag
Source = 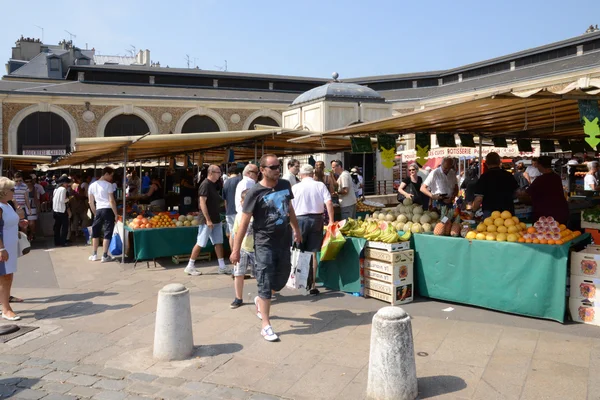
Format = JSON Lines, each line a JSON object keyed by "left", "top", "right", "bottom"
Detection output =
{"left": 286, "top": 246, "right": 312, "bottom": 295}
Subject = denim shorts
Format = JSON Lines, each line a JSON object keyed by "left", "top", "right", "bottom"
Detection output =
{"left": 225, "top": 214, "right": 235, "bottom": 235}
{"left": 254, "top": 244, "right": 291, "bottom": 299}
{"left": 92, "top": 208, "right": 115, "bottom": 240}
{"left": 196, "top": 223, "right": 224, "bottom": 247}
{"left": 233, "top": 250, "right": 255, "bottom": 277}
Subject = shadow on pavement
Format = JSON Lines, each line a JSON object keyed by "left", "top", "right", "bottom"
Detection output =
{"left": 194, "top": 343, "right": 243, "bottom": 357}
{"left": 417, "top": 375, "right": 467, "bottom": 398}
{"left": 0, "top": 376, "right": 40, "bottom": 397}
{"left": 20, "top": 300, "right": 131, "bottom": 320}
{"left": 273, "top": 309, "right": 375, "bottom": 336}
{"left": 19, "top": 291, "right": 119, "bottom": 304}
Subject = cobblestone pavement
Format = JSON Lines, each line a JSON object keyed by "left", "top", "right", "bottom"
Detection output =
{"left": 0, "top": 240, "right": 599, "bottom": 399}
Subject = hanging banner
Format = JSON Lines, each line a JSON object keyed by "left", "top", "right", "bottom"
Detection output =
{"left": 415, "top": 133, "right": 431, "bottom": 166}
{"left": 492, "top": 137, "right": 508, "bottom": 148}
{"left": 458, "top": 134, "right": 475, "bottom": 147}
{"left": 517, "top": 139, "right": 533, "bottom": 153}
{"left": 377, "top": 134, "right": 397, "bottom": 169}
{"left": 350, "top": 137, "right": 373, "bottom": 154}
{"left": 539, "top": 140, "right": 556, "bottom": 153}
{"left": 579, "top": 100, "right": 600, "bottom": 149}
{"left": 436, "top": 133, "right": 456, "bottom": 147}
{"left": 401, "top": 144, "right": 540, "bottom": 160}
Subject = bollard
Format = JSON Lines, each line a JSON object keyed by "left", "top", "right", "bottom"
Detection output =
{"left": 153, "top": 283, "right": 194, "bottom": 361}
{"left": 366, "top": 306, "right": 418, "bottom": 400}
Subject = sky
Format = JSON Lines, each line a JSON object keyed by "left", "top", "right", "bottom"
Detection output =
{"left": 1, "top": 0, "right": 599, "bottom": 79}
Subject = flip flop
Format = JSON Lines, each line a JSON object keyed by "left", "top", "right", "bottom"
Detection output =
{"left": 9, "top": 296, "right": 23, "bottom": 303}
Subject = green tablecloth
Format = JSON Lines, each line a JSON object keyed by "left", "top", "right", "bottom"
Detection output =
{"left": 413, "top": 233, "right": 591, "bottom": 322}
{"left": 124, "top": 225, "right": 226, "bottom": 261}
{"left": 317, "top": 237, "right": 366, "bottom": 293}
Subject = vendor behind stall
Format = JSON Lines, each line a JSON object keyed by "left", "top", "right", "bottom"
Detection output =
{"left": 472, "top": 152, "right": 518, "bottom": 217}
{"left": 522, "top": 156, "right": 569, "bottom": 224}
{"left": 584, "top": 161, "right": 598, "bottom": 191}
{"left": 143, "top": 176, "right": 165, "bottom": 211}
{"left": 420, "top": 157, "right": 458, "bottom": 208}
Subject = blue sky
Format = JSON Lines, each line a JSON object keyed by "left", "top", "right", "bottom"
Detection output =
{"left": 1, "top": 0, "right": 598, "bottom": 79}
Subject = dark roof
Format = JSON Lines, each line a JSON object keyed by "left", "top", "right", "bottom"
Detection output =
{"left": 291, "top": 82, "right": 386, "bottom": 106}
{"left": 0, "top": 80, "right": 298, "bottom": 103}
{"left": 378, "top": 50, "right": 600, "bottom": 102}
{"left": 65, "top": 64, "right": 330, "bottom": 84}
{"left": 9, "top": 53, "right": 49, "bottom": 78}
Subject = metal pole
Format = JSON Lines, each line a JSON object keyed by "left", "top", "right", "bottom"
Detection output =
{"left": 121, "top": 148, "right": 128, "bottom": 264}
{"left": 478, "top": 135, "right": 483, "bottom": 177}
{"left": 254, "top": 141, "right": 257, "bottom": 163}
{"left": 262, "top": 140, "right": 265, "bottom": 157}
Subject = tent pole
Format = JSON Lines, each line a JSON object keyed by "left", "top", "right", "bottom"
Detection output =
{"left": 262, "top": 140, "right": 264, "bottom": 157}
{"left": 122, "top": 147, "right": 128, "bottom": 265}
{"left": 478, "top": 135, "right": 483, "bottom": 177}
{"left": 254, "top": 141, "right": 257, "bottom": 163}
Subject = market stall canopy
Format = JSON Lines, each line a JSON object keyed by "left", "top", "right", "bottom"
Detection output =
{"left": 289, "top": 77, "right": 600, "bottom": 143}
{"left": 0, "top": 154, "right": 52, "bottom": 171}
{"left": 52, "top": 128, "right": 351, "bottom": 167}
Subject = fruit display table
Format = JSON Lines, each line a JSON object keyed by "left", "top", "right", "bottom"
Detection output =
{"left": 317, "top": 237, "right": 366, "bottom": 294}
{"left": 413, "top": 233, "right": 591, "bottom": 322}
{"left": 124, "top": 225, "right": 227, "bottom": 262}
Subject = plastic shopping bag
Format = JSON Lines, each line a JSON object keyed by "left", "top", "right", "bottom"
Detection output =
{"left": 109, "top": 221, "right": 124, "bottom": 256}
{"left": 286, "top": 246, "right": 312, "bottom": 295}
{"left": 319, "top": 224, "right": 346, "bottom": 261}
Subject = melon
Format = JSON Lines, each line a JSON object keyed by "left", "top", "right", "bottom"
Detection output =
{"left": 413, "top": 206, "right": 424, "bottom": 215}
{"left": 403, "top": 222, "right": 413, "bottom": 232}
{"left": 422, "top": 223, "right": 432, "bottom": 233}
{"left": 191, "top": 220, "right": 199, "bottom": 226}
{"left": 385, "top": 214, "right": 395, "bottom": 222}
{"left": 378, "top": 213, "right": 386, "bottom": 221}
{"left": 412, "top": 214, "right": 421, "bottom": 223}
{"left": 429, "top": 211, "right": 439, "bottom": 220}
{"left": 176, "top": 221, "right": 183, "bottom": 227}
{"left": 183, "top": 221, "right": 191, "bottom": 227}
{"left": 178, "top": 215, "right": 186, "bottom": 222}
{"left": 419, "top": 214, "right": 431, "bottom": 224}
{"left": 186, "top": 215, "right": 195, "bottom": 222}
{"left": 403, "top": 197, "right": 413, "bottom": 206}
{"left": 411, "top": 223, "right": 422, "bottom": 233}
{"left": 397, "top": 215, "right": 408, "bottom": 223}
{"left": 396, "top": 205, "right": 406, "bottom": 214}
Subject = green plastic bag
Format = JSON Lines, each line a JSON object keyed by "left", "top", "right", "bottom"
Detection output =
{"left": 320, "top": 224, "right": 346, "bottom": 261}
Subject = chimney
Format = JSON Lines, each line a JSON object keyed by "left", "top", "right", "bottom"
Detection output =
{"left": 144, "top": 49, "right": 150, "bottom": 66}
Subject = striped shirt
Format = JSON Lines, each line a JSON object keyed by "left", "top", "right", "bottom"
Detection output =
{"left": 13, "top": 183, "right": 29, "bottom": 210}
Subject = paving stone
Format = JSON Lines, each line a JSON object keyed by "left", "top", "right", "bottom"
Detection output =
{"left": 92, "top": 391, "right": 128, "bottom": 400}
{"left": 210, "top": 386, "right": 252, "bottom": 399}
{"left": 67, "top": 385, "right": 101, "bottom": 398}
{"left": 0, "top": 375, "right": 24, "bottom": 386}
{"left": 11, "top": 388, "right": 46, "bottom": 399}
{"left": 93, "top": 378, "right": 129, "bottom": 391}
{"left": 71, "top": 364, "right": 102, "bottom": 376}
{"left": 16, "top": 378, "right": 42, "bottom": 389}
{"left": 184, "top": 396, "right": 213, "bottom": 400}
{"left": 97, "top": 367, "right": 129, "bottom": 380}
{"left": 49, "top": 361, "right": 78, "bottom": 372}
{"left": 43, "top": 394, "right": 79, "bottom": 400}
{"left": 124, "top": 396, "right": 151, "bottom": 400}
{"left": 22, "top": 358, "right": 54, "bottom": 367}
{"left": 126, "top": 381, "right": 161, "bottom": 395}
{"left": 248, "top": 395, "right": 283, "bottom": 400}
{"left": 127, "top": 372, "right": 158, "bottom": 382}
{"left": 43, "top": 371, "right": 75, "bottom": 382}
{"left": 181, "top": 381, "right": 216, "bottom": 392}
{"left": 42, "top": 381, "right": 75, "bottom": 393}
{"left": 155, "top": 376, "right": 186, "bottom": 386}
{"left": 0, "top": 354, "right": 28, "bottom": 364}
{"left": 0, "top": 363, "right": 21, "bottom": 374}
{"left": 156, "top": 387, "right": 190, "bottom": 400}
{"left": 66, "top": 373, "right": 99, "bottom": 386}
{"left": 18, "top": 367, "right": 53, "bottom": 379}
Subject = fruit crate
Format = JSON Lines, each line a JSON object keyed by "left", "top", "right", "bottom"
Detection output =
{"left": 364, "top": 263, "right": 413, "bottom": 286}
{"left": 366, "top": 240, "right": 410, "bottom": 252}
{"left": 364, "top": 248, "right": 413, "bottom": 264}
{"left": 364, "top": 281, "right": 414, "bottom": 306}
{"left": 568, "top": 298, "right": 600, "bottom": 326}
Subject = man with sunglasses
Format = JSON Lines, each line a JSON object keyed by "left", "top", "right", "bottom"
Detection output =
{"left": 230, "top": 154, "right": 301, "bottom": 342}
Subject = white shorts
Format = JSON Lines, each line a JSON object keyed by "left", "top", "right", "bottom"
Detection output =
{"left": 225, "top": 214, "right": 236, "bottom": 236}
{"left": 27, "top": 208, "right": 38, "bottom": 221}
{"left": 196, "top": 223, "right": 224, "bottom": 248}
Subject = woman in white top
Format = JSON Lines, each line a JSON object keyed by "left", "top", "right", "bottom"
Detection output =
{"left": 584, "top": 161, "right": 599, "bottom": 191}
{"left": 0, "top": 177, "right": 22, "bottom": 321}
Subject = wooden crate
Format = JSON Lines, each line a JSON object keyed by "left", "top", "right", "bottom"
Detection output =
{"left": 364, "top": 283, "right": 414, "bottom": 306}
{"left": 363, "top": 248, "right": 414, "bottom": 264}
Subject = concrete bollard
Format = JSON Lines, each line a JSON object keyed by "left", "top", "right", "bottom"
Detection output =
{"left": 366, "top": 306, "right": 418, "bottom": 400}
{"left": 153, "top": 283, "right": 194, "bottom": 361}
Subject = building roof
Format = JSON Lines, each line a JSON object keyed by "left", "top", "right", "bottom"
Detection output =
{"left": 93, "top": 55, "right": 138, "bottom": 65}
{"left": 291, "top": 81, "right": 386, "bottom": 106}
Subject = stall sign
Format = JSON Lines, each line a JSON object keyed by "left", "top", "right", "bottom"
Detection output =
{"left": 578, "top": 100, "right": 600, "bottom": 149}
{"left": 377, "top": 134, "right": 397, "bottom": 168}
{"left": 22, "top": 149, "right": 66, "bottom": 156}
{"left": 350, "top": 137, "right": 373, "bottom": 154}
{"left": 415, "top": 132, "right": 430, "bottom": 166}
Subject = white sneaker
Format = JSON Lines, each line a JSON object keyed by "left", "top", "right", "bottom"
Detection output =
{"left": 184, "top": 266, "right": 202, "bottom": 276}
{"left": 261, "top": 325, "right": 279, "bottom": 342}
{"left": 218, "top": 267, "right": 232, "bottom": 275}
{"left": 88, "top": 254, "right": 98, "bottom": 261}
{"left": 101, "top": 255, "right": 114, "bottom": 263}
{"left": 254, "top": 296, "right": 262, "bottom": 320}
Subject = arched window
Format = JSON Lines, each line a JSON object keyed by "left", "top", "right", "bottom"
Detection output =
{"left": 17, "top": 112, "right": 70, "bottom": 155}
{"left": 248, "top": 116, "right": 279, "bottom": 130}
{"left": 104, "top": 115, "right": 150, "bottom": 137}
{"left": 181, "top": 115, "right": 220, "bottom": 133}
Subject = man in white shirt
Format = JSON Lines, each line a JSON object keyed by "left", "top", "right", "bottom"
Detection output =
{"left": 88, "top": 167, "right": 119, "bottom": 262}
{"left": 421, "top": 157, "right": 459, "bottom": 208}
{"left": 292, "top": 165, "right": 334, "bottom": 295}
{"left": 331, "top": 160, "right": 357, "bottom": 220}
{"left": 52, "top": 176, "right": 71, "bottom": 247}
{"left": 234, "top": 164, "right": 259, "bottom": 213}
{"left": 524, "top": 158, "right": 542, "bottom": 184}
{"left": 282, "top": 159, "right": 300, "bottom": 186}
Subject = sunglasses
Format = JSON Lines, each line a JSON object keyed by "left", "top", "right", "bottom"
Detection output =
{"left": 9, "top": 188, "right": 15, "bottom": 192}
{"left": 409, "top": 169, "right": 416, "bottom": 171}
{"left": 262, "top": 165, "right": 280, "bottom": 171}
{"left": 15, "top": 180, "right": 22, "bottom": 183}
{"left": 248, "top": 170, "right": 259, "bottom": 175}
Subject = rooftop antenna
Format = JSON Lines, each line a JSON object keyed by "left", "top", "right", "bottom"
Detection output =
{"left": 214, "top": 60, "right": 227, "bottom": 72}
{"left": 64, "top": 30, "right": 77, "bottom": 42}
{"left": 185, "top": 54, "right": 191, "bottom": 68}
{"left": 126, "top": 45, "right": 136, "bottom": 57}
{"left": 193, "top": 57, "right": 199, "bottom": 68}
{"left": 34, "top": 25, "right": 44, "bottom": 42}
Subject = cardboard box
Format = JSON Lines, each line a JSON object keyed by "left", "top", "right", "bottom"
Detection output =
{"left": 570, "top": 247, "right": 600, "bottom": 278}
{"left": 364, "top": 260, "right": 413, "bottom": 285}
{"left": 364, "top": 283, "right": 414, "bottom": 306}
{"left": 570, "top": 274, "right": 600, "bottom": 301}
{"left": 363, "top": 248, "right": 414, "bottom": 264}
{"left": 568, "top": 298, "right": 600, "bottom": 326}
{"left": 366, "top": 241, "right": 410, "bottom": 252}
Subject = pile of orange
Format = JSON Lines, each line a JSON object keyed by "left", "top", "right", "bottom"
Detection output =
{"left": 128, "top": 213, "right": 176, "bottom": 229}
{"left": 518, "top": 221, "right": 581, "bottom": 245}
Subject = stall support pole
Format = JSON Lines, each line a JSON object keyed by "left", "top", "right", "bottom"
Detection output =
{"left": 122, "top": 148, "right": 128, "bottom": 264}
{"left": 478, "top": 135, "right": 483, "bottom": 177}
{"left": 254, "top": 141, "right": 257, "bottom": 163}
{"left": 262, "top": 140, "right": 264, "bottom": 157}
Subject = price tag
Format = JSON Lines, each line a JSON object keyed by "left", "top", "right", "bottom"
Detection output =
{"left": 441, "top": 216, "right": 449, "bottom": 224}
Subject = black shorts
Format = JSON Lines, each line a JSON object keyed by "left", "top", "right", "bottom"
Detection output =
{"left": 297, "top": 215, "right": 324, "bottom": 253}
{"left": 92, "top": 208, "right": 115, "bottom": 240}
{"left": 254, "top": 244, "right": 292, "bottom": 300}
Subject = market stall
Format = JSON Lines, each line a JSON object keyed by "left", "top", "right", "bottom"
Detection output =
{"left": 317, "top": 237, "right": 366, "bottom": 294}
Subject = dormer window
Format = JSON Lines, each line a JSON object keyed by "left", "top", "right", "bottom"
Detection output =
{"left": 49, "top": 58, "right": 60, "bottom": 71}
